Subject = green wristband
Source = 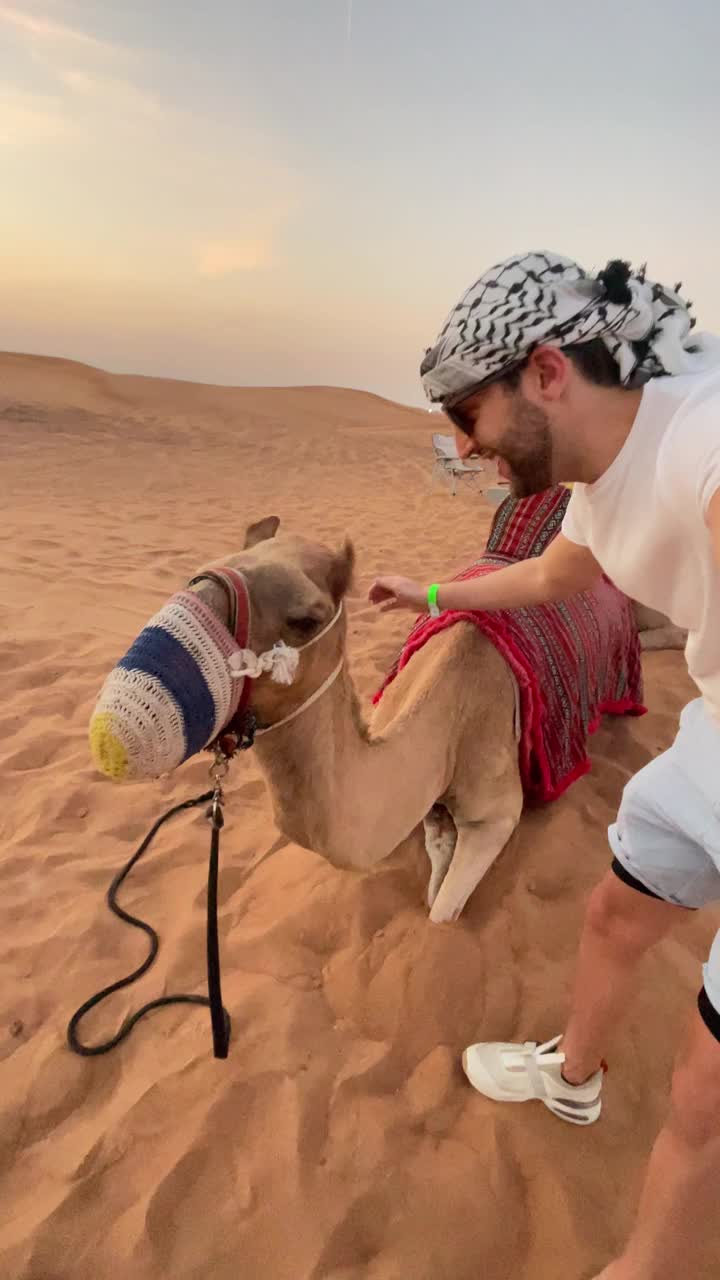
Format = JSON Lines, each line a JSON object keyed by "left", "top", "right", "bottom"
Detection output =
{"left": 427, "top": 583, "right": 440, "bottom": 615}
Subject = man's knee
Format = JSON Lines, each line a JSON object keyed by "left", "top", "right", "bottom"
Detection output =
{"left": 583, "top": 871, "right": 677, "bottom": 955}
{"left": 669, "top": 1051, "right": 720, "bottom": 1149}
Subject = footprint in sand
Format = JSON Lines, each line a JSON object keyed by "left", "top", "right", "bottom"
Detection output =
{"left": 144, "top": 1126, "right": 254, "bottom": 1261}
{"left": 3, "top": 733, "right": 68, "bottom": 772}
{"left": 11, "top": 665, "right": 64, "bottom": 691}
{"left": 588, "top": 758, "right": 637, "bottom": 807}
{"left": 0, "top": 713, "right": 23, "bottom": 736}
{"left": 27, "top": 538, "right": 62, "bottom": 553}
{"left": 0, "top": 637, "right": 60, "bottom": 672}
{"left": 309, "top": 1189, "right": 390, "bottom": 1278}
{"left": 18, "top": 1040, "right": 122, "bottom": 1146}
{"left": 52, "top": 788, "right": 90, "bottom": 823}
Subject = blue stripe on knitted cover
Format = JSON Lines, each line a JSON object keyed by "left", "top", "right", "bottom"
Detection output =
{"left": 118, "top": 625, "right": 216, "bottom": 758}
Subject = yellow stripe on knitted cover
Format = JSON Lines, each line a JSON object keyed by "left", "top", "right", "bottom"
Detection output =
{"left": 89, "top": 711, "right": 130, "bottom": 780}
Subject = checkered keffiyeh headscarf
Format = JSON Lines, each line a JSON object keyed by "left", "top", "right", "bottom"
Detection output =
{"left": 421, "top": 251, "right": 709, "bottom": 406}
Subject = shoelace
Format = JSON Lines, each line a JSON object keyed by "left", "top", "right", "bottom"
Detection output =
{"left": 526, "top": 1037, "right": 569, "bottom": 1098}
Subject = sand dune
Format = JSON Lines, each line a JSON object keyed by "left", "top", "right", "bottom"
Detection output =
{"left": 1, "top": 353, "right": 718, "bottom": 1279}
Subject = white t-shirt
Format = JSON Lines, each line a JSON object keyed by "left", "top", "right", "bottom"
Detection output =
{"left": 562, "top": 352, "right": 720, "bottom": 721}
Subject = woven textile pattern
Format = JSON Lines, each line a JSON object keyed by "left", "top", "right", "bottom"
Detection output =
{"left": 374, "top": 487, "right": 645, "bottom": 803}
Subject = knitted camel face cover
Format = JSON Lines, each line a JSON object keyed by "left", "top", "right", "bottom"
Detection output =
{"left": 420, "top": 251, "right": 707, "bottom": 407}
{"left": 88, "top": 574, "right": 300, "bottom": 783}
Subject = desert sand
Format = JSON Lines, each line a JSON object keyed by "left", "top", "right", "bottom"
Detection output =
{"left": 1, "top": 351, "right": 718, "bottom": 1280}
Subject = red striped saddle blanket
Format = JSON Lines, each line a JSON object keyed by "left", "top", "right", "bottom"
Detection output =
{"left": 374, "top": 486, "right": 645, "bottom": 804}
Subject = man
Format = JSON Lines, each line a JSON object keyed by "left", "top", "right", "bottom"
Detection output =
{"left": 369, "top": 252, "right": 720, "bottom": 1280}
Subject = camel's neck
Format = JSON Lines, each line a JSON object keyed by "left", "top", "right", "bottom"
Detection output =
{"left": 253, "top": 658, "right": 447, "bottom": 870}
{"left": 189, "top": 574, "right": 448, "bottom": 869}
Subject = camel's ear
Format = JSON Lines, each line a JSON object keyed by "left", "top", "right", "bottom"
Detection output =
{"left": 244, "top": 516, "right": 280, "bottom": 549}
{"left": 328, "top": 538, "right": 355, "bottom": 603}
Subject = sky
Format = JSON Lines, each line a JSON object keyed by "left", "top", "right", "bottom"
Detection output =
{"left": 1, "top": 0, "right": 719, "bottom": 405}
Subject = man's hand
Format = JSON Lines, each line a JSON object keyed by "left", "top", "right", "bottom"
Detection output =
{"left": 368, "top": 576, "right": 426, "bottom": 613}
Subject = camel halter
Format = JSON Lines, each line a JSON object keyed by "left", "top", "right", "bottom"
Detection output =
{"left": 176, "top": 564, "right": 344, "bottom": 752}
{"left": 254, "top": 656, "right": 344, "bottom": 735}
{"left": 238, "top": 604, "right": 344, "bottom": 738}
{"left": 70, "top": 565, "right": 345, "bottom": 1063}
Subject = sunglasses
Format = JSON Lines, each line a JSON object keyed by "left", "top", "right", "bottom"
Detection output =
{"left": 442, "top": 391, "right": 484, "bottom": 435}
{"left": 441, "top": 357, "right": 528, "bottom": 434}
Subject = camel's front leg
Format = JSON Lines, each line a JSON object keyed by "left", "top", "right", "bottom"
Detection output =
{"left": 429, "top": 817, "right": 517, "bottom": 925}
{"left": 423, "top": 804, "right": 457, "bottom": 908}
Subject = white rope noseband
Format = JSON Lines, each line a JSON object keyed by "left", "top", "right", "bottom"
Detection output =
{"left": 254, "top": 656, "right": 344, "bottom": 736}
{"left": 228, "top": 641, "right": 299, "bottom": 686}
{"left": 227, "top": 602, "right": 344, "bottom": 735}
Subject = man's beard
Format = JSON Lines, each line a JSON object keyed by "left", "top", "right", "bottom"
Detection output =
{"left": 498, "top": 394, "right": 554, "bottom": 498}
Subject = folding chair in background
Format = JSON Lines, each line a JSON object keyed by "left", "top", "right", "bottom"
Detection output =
{"left": 431, "top": 432, "right": 484, "bottom": 496}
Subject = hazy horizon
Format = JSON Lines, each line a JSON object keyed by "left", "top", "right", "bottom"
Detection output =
{"left": 2, "top": 1, "right": 719, "bottom": 406}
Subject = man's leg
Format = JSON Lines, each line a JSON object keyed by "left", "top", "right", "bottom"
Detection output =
{"left": 562, "top": 727, "right": 720, "bottom": 1084}
{"left": 461, "top": 869, "right": 686, "bottom": 1121}
{"left": 560, "top": 870, "right": 690, "bottom": 1085}
{"left": 595, "top": 1004, "right": 720, "bottom": 1280}
{"left": 463, "top": 723, "right": 720, "bottom": 1122}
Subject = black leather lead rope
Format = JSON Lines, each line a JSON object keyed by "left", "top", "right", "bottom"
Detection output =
{"left": 67, "top": 784, "right": 232, "bottom": 1059}
{"left": 206, "top": 788, "right": 230, "bottom": 1058}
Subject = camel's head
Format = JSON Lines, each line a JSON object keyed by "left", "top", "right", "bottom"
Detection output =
{"left": 211, "top": 515, "right": 355, "bottom": 657}
{"left": 89, "top": 516, "right": 354, "bottom": 781}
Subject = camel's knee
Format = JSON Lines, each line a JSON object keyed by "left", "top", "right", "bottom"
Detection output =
{"left": 424, "top": 805, "right": 457, "bottom": 909}
{"left": 428, "top": 815, "right": 516, "bottom": 925}
{"left": 583, "top": 871, "right": 679, "bottom": 958}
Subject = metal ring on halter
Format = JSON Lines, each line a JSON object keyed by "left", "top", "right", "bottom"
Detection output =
{"left": 209, "top": 752, "right": 230, "bottom": 783}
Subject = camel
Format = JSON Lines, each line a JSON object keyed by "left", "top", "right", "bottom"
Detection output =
{"left": 190, "top": 516, "right": 685, "bottom": 925}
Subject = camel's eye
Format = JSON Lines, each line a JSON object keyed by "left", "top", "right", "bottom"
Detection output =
{"left": 287, "top": 615, "right": 320, "bottom": 636}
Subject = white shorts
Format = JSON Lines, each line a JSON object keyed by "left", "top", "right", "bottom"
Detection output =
{"left": 609, "top": 697, "right": 720, "bottom": 1040}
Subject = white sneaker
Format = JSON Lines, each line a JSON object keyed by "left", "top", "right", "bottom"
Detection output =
{"left": 461, "top": 1034, "right": 604, "bottom": 1125}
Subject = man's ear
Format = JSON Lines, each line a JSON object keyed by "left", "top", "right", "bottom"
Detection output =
{"left": 244, "top": 516, "right": 281, "bottom": 549}
{"left": 328, "top": 538, "right": 355, "bottom": 603}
